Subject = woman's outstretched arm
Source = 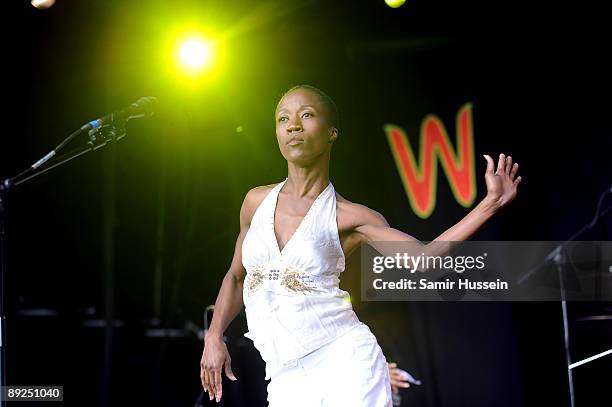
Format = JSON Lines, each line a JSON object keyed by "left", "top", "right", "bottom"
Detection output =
{"left": 351, "top": 153, "right": 522, "bottom": 257}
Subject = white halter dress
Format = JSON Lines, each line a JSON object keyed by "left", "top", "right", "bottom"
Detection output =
{"left": 241, "top": 179, "right": 392, "bottom": 406}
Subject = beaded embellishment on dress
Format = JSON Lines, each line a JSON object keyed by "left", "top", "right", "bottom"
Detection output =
{"left": 245, "top": 266, "right": 266, "bottom": 297}
{"left": 280, "top": 266, "right": 315, "bottom": 293}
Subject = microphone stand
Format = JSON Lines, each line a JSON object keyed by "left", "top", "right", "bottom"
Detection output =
{"left": 0, "top": 122, "right": 127, "bottom": 406}
{"left": 516, "top": 186, "right": 611, "bottom": 407}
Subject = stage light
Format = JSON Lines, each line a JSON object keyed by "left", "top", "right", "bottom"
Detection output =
{"left": 163, "top": 26, "right": 226, "bottom": 88}
{"left": 31, "top": 0, "right": 55, "bottom": 9}
{"left": 384, "top": 0, "right": 406, "bottom": 8}
{"left": 178, "top": 37, "right": 214, "bottom": 72}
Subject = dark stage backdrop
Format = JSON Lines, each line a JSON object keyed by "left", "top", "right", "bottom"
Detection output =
{"left": 3, "top": 1, "right": 611, "bottom": 406}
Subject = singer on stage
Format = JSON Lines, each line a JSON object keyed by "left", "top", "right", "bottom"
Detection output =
{"left": 200, "top": 85, "right": 522, "bottom": 406}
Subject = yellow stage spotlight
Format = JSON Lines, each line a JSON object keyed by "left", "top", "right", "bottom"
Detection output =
{"left": 178, "top": 37, "right": 214, "bottom": 72}
{"left": 164, "top": 28, "right": 225, "bottom": 88}
{"left": 385, "top": 0, "right": 406, "bottom": 8}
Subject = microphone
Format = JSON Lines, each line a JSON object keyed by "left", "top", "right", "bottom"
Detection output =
{"left": 28, "top": 97, "right": 158, "bottom": 171}
{"left": 86, "top": 96, "right": 158, "bottom": 130}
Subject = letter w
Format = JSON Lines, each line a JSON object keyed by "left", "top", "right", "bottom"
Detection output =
{"left": 384, "top": 103, "right": 476, "bottom": 219}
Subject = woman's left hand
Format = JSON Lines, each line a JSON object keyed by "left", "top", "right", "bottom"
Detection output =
{"left": 483, "top": 153, "right": 522, "bottom": 209}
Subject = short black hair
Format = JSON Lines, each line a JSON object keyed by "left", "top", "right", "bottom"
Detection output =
{"left": 279, "top": 84, "right": 339, "bottom": 129}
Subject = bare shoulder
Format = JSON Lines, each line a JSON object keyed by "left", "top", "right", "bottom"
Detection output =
{"left": 240, "top": 182, "right": 281, "bottom": 226}
{"left": 335, "top": 192, "right": 389, "bottom": 231}
{"left": 245, "top": 183, "right": 277, "bottom": 205}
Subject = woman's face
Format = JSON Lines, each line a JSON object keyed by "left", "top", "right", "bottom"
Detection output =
{"left": 275, "top": 88, "right": 337, "bottom": 165}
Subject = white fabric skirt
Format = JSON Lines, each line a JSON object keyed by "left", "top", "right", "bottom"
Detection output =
{"left": 266, "top": 323, "right": 393, "bottom": 407}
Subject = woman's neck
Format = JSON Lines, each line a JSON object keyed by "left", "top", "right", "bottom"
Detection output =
{"left": 285, "top": 161, "right": 330, "bottom": 199}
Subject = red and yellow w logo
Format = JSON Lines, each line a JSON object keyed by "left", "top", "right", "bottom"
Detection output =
{"left": 384, "top": 103, "right": 476, "bottom": 219}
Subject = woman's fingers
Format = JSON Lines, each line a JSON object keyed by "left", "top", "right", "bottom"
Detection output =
{"left": 510, "top": 163, "right": 519, "bottom": 180}
{"left": 200, "top": 361, "right": 212, "bottom": 397}
{"left": 486, "top": 153, "right": 520, "bottom": 181}
{"left": 203, "top": 376, "right": 211, "bottom": 397}
{"left": 496, "top": 153, "right": 505, "bottom": 175}
{"left": 514, "top": 176, "right": 522, "bottom": 186}
{"left": 200, "top": 367, "right": 207, "bottom": 393}
{"left": 224, "top": 359, "right": 238, "bottom": 381}
{"left": 483, "top": 155, "right": 495, "bottom": 174}
{"left": 204, "top": 369, "right": 213, "bottom": 400}
{"left": 214, "top": 368, "right": 223, "bottom": 402}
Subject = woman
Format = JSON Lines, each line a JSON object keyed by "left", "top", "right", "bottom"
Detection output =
{"left": 200, "top": 85, "right": 522, "bottom": 406}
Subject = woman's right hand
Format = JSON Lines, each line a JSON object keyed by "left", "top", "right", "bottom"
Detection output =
{"left": 200, "top": 333, "right": 238, "bottom": 403}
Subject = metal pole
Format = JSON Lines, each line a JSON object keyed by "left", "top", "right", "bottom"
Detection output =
{"left": 555, "top": 248, "right": 575, "bottom": 407}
